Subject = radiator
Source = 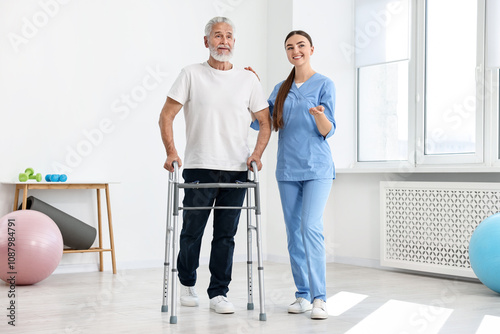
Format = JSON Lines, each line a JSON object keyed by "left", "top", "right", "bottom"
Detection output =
{"left": 380, "top": 181, "right": 500, "bottom": 278}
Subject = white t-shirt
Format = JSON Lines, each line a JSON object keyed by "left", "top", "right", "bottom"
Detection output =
{"left": 167, "top": 62, "right": 268, "bottom": 171}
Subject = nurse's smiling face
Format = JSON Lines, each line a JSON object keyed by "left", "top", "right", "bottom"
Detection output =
{"left": 285, "top": 34, "right": 314, "bottom": 66}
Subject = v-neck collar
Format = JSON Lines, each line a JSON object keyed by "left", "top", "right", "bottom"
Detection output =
{"left": 294, "top": 72, "right": 317, "bottom": 89}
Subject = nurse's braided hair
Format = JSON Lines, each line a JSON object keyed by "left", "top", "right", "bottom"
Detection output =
{"left": 273, "top": 30, "right": 313, "bottom": 131}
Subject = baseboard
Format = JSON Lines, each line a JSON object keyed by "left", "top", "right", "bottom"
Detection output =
{"left": 332, "top": 256, "right": 381, "bottom": 269}
{"left": 52, "top": 255, "right": 382, "bottom": 275}
{"left": 53, "top": 263, "right": 103, "bottom": 274}
{"left": 53, "top": 259, "right": 164, "bottom": 274}
{"left": 264, "top": 254, "right": 289, "bottom": 264}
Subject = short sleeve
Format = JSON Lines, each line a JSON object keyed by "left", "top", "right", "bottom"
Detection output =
{"left": 267, "top": 83, "right": 281, "bottom": 118}
{"left": 167, "top": 68, "right": 190, "bottom": 105}
{"left": 320, "top": 79, "right": 336, "bottom": 139}
{"left": 248, "top": 75, "right": 269, "bottom": 113}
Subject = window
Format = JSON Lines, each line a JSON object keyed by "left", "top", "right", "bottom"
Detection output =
{"left": 358, "top": 61, "right": 408, "bottom": 161}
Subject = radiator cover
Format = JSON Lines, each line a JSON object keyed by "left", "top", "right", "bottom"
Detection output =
{"left": 380, "top": 181, "right": 500, "bottom": 278}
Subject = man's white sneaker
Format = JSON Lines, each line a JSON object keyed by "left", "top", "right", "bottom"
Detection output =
{"left": 311, "top": 298, "right": 328, "bottom": 319}
{"left": 209, "top": 295, "right": 235, "bottom": 314}
{"left": 180, "top": 284, "right": 199, "bottom": 307}
{"left": 287, "top": 297, "right": 312, "bottom": 314}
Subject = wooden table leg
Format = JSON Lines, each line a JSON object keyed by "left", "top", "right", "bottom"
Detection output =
{"left": 105, "top": 184, "right": 117, "bottom": 274}
{"left": 97, "top": 189, "right": 104, "bottom": 272}
{"left": 21, "top": 184, "right": 28, "bottom": 210}
{"left": 13, "top": 186, "right": 20, "bottom": 211}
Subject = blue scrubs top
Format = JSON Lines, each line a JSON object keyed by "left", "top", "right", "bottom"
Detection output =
{"left": 269, "top": 73, "right": 336, "bottom": 181}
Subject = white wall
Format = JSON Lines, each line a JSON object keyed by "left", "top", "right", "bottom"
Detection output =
{"left": 263, "top": 0, "right": 293, "bottom": 262}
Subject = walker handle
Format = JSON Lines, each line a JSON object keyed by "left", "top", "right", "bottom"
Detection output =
{"left": 171, "top": 161, "right": 180, "bottom": 182}
{"left": 250, "top": 161, "right": 259, "bottom": 182}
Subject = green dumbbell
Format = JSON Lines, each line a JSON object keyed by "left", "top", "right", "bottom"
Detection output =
{"left": 19, "top": 168, "right": 42, "bottom": 182}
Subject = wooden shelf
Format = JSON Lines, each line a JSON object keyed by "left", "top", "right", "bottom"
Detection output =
{"left": 5, "top": 182, "right": 117, "bottom": 274}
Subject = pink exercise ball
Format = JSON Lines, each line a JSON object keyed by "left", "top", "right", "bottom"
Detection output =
{"left": 0, "top": 210, "right": 63, "bottom": 285}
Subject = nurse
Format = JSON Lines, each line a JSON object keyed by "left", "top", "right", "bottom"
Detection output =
{"left": 269, "top": 30, "right": 335, "bottom": 320}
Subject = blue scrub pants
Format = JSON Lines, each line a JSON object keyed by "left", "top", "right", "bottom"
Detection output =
{"left": 177, "top": 169, "right": 247, "bottom": 299}
{"left": 278, "top": 178, "right": 332, "bottom": 302}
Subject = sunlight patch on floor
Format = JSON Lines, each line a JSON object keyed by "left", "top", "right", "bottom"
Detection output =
{"left": 475, "top": 315, "right": 500, "bottom": 334}
{"left": 326, "top": 291, "right": 368, "bottom": 316}
{"left": 345, "top": 299, "right": 453, "bottom": 334}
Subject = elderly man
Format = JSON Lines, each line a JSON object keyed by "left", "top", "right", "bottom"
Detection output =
{"left": 159, "top": 16, "right": 271, "bottom": 314}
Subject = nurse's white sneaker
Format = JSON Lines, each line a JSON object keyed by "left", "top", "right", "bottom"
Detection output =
{"left": 287, "top": 297, "right": 312, "bottom": 313}
{"left": 180, "top": 284, "right": 199, "bottom": 307}
{"left": 311, "top": 298, "right": 328, "bottom": 319}
{"left": 210, "top": 296, "right": 235, "bottom": 314}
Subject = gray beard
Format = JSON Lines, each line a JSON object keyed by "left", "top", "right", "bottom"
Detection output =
{"left": 209, "top": 45, "right": 234, "bottom": 62}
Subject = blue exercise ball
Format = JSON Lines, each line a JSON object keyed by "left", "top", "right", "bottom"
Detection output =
{"left": 469, "top": 212, "right": 500, "bottom": 294}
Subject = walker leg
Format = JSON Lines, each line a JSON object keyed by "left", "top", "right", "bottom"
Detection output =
{"left": 246, "top": 187, "right": 254, "bottom": 310}
{"left": 170, "top": 180, "right": 180, "bottom": 324}
{"left": 170, "top": 215, "right": 179, "bottom": 323}
{"left": 162, "top": 176, "right": 174, "bottom": 313}
{"left": 254, "top": 181, "right": 266, "bottom": 321}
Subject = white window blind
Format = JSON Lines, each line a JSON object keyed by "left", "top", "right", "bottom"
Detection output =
{"left": 486, "top": 0, "right": 500, "bottom": 68}
{"left": 355, "top": 0, "right": 410, "bottom": 67}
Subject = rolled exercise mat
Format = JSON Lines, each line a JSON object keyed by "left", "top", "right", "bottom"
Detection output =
{"left": 20, "top": 196, "right": 97, "bottom": 250}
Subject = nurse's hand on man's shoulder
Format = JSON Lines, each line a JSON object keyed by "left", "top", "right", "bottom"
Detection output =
{"left": 309, "top": 105, "right": 325, "bottom": 116}
{"left": 244, "top": 66, "right": 260, "bottom": 81}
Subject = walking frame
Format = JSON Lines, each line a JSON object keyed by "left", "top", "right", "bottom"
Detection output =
{"left": 161, "top": 161, "right": 266, "bottom": 324}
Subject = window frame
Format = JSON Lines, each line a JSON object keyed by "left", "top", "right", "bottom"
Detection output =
{"left": 415, "top": 0, "right": 485, "bottom": 166}
{"left": 354, "top": 0, "right": 493, "bottom": 171}
{"left": 489, "top": 68, "right": 500, "bottom": 165}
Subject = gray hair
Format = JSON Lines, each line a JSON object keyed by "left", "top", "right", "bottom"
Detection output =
{"left": 204, "top": 17, "right": 236, "bottom": 38}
